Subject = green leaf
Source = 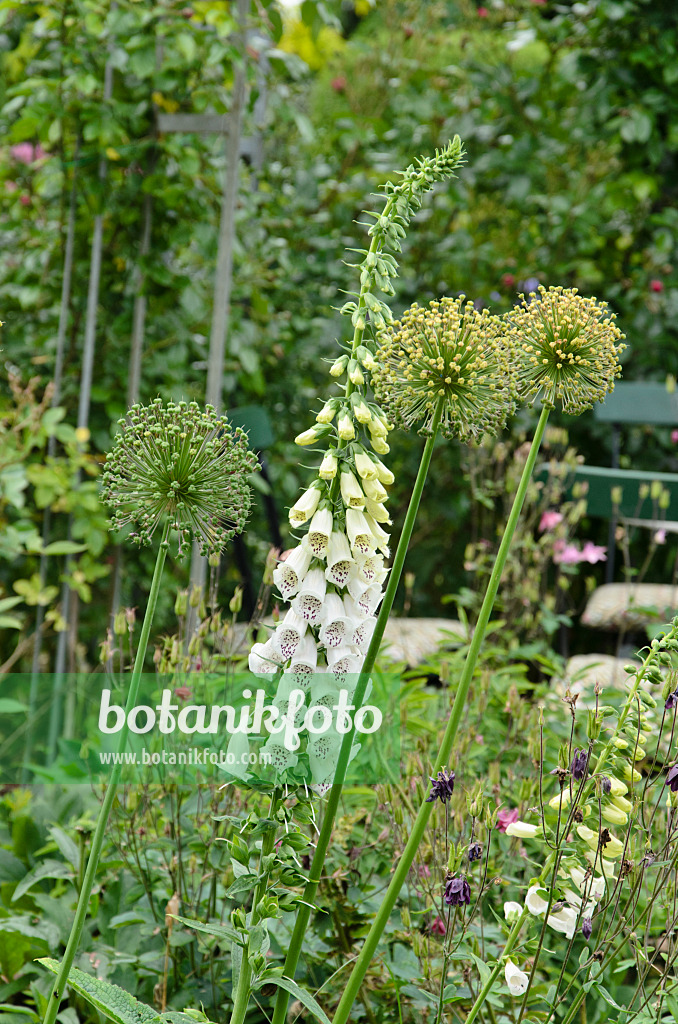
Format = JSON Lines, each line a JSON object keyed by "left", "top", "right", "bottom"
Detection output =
{"left": 11, "top": 860, "right": 72, "bottom": 902}
{"left": 42, "top": 541, "right": 87, "bottom": 555}
{"left": 224, "top": 874, "right": 258, "bottom": 898}
{"left": 169, "top": 914, "right": 244, "bottom": 948}
{"left": 38, "top": 959, "right": 162, "bottom": 1024}
{"left": 0, "top": 699, "right": 27, "bottom": 714}
{"left": 253, "top": 973, "right": 331, "bottom": 1024}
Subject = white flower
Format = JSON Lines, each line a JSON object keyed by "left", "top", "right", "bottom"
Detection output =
{"left": 287, "top": 634, "right": 318, "bottom": 689}
{"left": 347, "top": 571, "right": 370, "bottom": 601}
{"left": 350, "top": 614, "right": 377, "bottom": 652}
{"left": 307, "top": 506, "right": 333, "bottom": 557}
{"left": 505, "top": 821, "right": 540, "bottom": 839}
{"left": 365, "top": 513, "right": 390, "bottom": 555}
{"left": 355, "top": 584, "right": 383, "bottom": 616}
{"left": 368, "top": 415, "right": 388, "bottom": 438}
{"left": 249, "top": 638, "right": 285, "bottom": 676}
{"left": 325, "top": 531, "right": 354, "bottom": 587}
{"left": 316, "top": 401, "right": 337, "bottom": 424}
{"left": 272, "top": 610, "right": 307, "bottom": 660}
{"left": 319, "top": 452, "right": 338, "bottom": 480}
{"left": 292, "top": 568, "right": 327, "bottom": 624}
{"left": 373, "top": 458, "right": 394, "bottom": 485}
{"left": 294, "top": 426, "right": 320, "bottom": 446}
{"left": 346, "top": 508, "right": 375, "bottom": 555}
{"left": 354, "top": 451, "right": 378, "bottom": 480}
{"left": 362, "top": 476, "right": 388, "bottom": 503}
{"left": 504, "top": 960, "right": 529, "bottom": 996}
{"left": 355, "top": 553, "right": 385, "bottom": 584}
{"left": 319, "top": 593, "right": 352, "bottom": 649}
{"left": 272, "top": 542, "right": 312, "bottom": 599}
{"left": 365, "top": 497, "right": 391, "bottom": 524}
{"left": 525, "top": 885, "right": 549, "bottom": 916}
{"left": 601, "top": 803, "right": 628, "bottom": 826}
{"left": 337, "top": 412, "right": 355, "bottom": 440}
{"left": 289, "top": 485, "right": 322, "bottom": 525}
{"left": 504, "top": 901, "right": 522, "bottom": 923}
{"left": 352, "top": 397, "right": 372, "bottom": 424}
{"left": 326, "top": 645, "right": 363, "bottom": 682}
{"left": 547, "top": 906, "right": 578, "bottom": 940}
{"left": 340, "top": 470, "right": 366, "bottom": 509}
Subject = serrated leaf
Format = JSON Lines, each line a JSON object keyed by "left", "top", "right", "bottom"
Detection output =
{"left": 253, "top": 973, "right": 331, "bottom": 1024}
{"left": 38, "top": 959, "right": 161, "bottom": 1024}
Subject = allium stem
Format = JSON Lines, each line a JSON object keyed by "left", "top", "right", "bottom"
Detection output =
{"left": 43, "top": 520, "right": 171, "bottom": 1024}
{"left": 270, "top": 397, "right": 445, "bottom": 1024}
{"left": 331, "top": 403, "right": 551, "bottom": 1024}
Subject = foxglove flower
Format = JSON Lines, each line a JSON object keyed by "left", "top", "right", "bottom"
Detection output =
{"left": 102, "top": 399, "right": 257, "bottom": 554}
{"left": 340, "top": 470, "right": 366, "bottom": 509}
{"left": 307, "top": 507, "right": 333, "bottom": 557}
{"left": 325, "top": 531, "right": 354, "bottom": 587}
{"left": 354, "top": 450, "right": 378, "bottom": 480}
{"left": 273, "top": 610, "right": 308, "bottom": 660}
{"left": 249, "top": 639, "right": 286, "bottom": 676}
{"left": 292, "top": 568, "right": 327, "bottom": 624}
{"left": 505, "top": 820, "right": 540, "bottom": 839}
{"left": 426, "top": 768, "right": 455, "bottom": 804}
{"left": 289, "top": 484, "right": 323, "bottom": 525}
{"left": 318, "top": 594, "right": 353, "bottom": 648}
{"left": 273, "top": 542, "right": 312, "bottom": 600}
{"left": 346, "top": 508, "right": 375, "bottom": 555}
{"left": 504, "top": 901, "right": 522, "bottom": 923}
{"left": 505, "top": 961, "right": 529, "bottom": 996}
{"left": 444, "top": 875, "right": 471, "bottom": 906}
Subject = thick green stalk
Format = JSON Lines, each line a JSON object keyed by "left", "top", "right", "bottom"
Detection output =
{"left": 228, "top": 797, "right": 279, "bottom": 1024}
{"left": 270, "top": 397, "right": 445, "bottom": 1024}
{"left": 331, "top": 403, "right": 551, "bottom": 1024}
{"left": 43, "top": 520, "right": 171, "bottom": 1024}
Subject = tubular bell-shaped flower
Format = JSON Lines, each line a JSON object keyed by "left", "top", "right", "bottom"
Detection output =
{"left": 272, "top": 541, "right": 313, "bottom": 600}
{"left": 507, "top": 285, "right": 625, "bottom": 414}
{"left": 505, "top": 960, "right": 529, "bottom": 996}
{"left": 371, "top": 296, "right": 515, "bottom": 440}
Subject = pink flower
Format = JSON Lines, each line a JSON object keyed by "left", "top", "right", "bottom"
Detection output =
{"left": 650, "top": 279, "right": 664, "bottom": 293}
{"left": 671, "top": 430, "right": 678, "bottom": 444}
{"left": 174, "top": 686, "right": 193, "bottom": 701}
{"left": 20, "top": 194, "right": 30, "bottom": 206}
{"left": 331, "top": 76, "right": 347, "bottom": 93}
{"left": 539, "top": 510, "right": 563, "bottom": 532}
{"left": 654, "top": 529, "right": 667, "bottom": 545}
{"left": 553, "top": 542, "right": 583, "bottom": 565}
{"left": 496, "top": 808, "right": 520, "bottom": 832}
{"left": 418, "top": 863, "right": 431, "bottom": 878}
{"left": 477, "top": 6, "right": 489, "bottom": 15}
{"left": 580, "top": 541, "right": 607, "bottom": 564}
{"left": 475, "top": 734, "right": 484, "bottom": 745}
{"left": 501, "top": 272, "right": 515, "bottom": 288}
{"left": 429, "top": 916, "right": 446, "bottom": 935}
{"left": 11, "top": 142, "right": 35, "bottom": 164}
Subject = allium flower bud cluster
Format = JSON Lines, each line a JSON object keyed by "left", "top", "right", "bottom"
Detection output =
{"left": 507, "top": 285, "right": 625, "bottom": 414}
{"left": 102, "top": 399, "right": 257, "bottom": 555}
{"left": 371, "top": 296, "right": 516, "bottom": 440}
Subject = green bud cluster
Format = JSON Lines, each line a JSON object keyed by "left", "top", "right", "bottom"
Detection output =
{"left": 372, "top": 296, "right": 516, "bottom": 441}
{"left": 102, "top": 398, "right": 258, "bottom": 555}
{"left": 507, "top": 285, "right": 626, "bottom": 414}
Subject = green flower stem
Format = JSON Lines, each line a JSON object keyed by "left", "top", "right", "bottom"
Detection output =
{"left": 270, "top": 396, "right": 445, "bottom": 1024}
{"left": 331, "top": 402, "right": 551, "bottom": 1024}
{"left": 229, "top": 795, "right": 280, "bottom": 1024}
{"left": 43, "top": 520, "right": 171, "bottom": 1024}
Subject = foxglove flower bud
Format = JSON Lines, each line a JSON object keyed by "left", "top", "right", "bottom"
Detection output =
{"left": 337, "top": 412, "right": 355, "bottom": 440}
{"left": 319, "top": 452, "right": 339, "bottom": 480}
{"left": 505, "top": 821, "right": 540, "bottom": 839}
{"left": 289, "top": 484, "right": 323, "bottom": 525}
{"left": 373, "top": 458, "right": 394, "bottom": 485}
{"left": 354, "top": 450, "right": 379, "bottom": 480}
{"left": 340, "top": 470, "right": 366, "bottom": 509}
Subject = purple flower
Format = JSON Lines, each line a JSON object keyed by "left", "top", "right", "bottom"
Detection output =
{"left": 581, "top": 917, "right": 592, "bottom": 940}
{"left": 665, "top": 690, "right": 678, "bottom": 711}
{"left": 666, "top": 765, "right": 678, "bottom": 792}
{"left": 444, "top": 875, "right": 471, "bottom": 906}
{"left": 468, "top": 841, "right": 483, "bottom": 862}
{"left": 600, "top": 776, "right": 612, "bottom": 795}
{"left": 570, "top": 748, "right": 589, "bottom": 781}
{"left": 426, "top": 768, "right": 455, "bottom": 804}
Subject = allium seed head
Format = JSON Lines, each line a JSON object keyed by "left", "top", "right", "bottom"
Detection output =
{"left": 101, "top": 399, "right": 257, "bottom": 555}
{"left": 372, "top": 296, "right": 515, "bottom": 440}
{"left": 507, "top": 285, "right": 625, "bottom": 414}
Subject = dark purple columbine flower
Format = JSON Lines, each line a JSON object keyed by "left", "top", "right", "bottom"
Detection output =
{"left": 600, "top": 776, "right": 612, "bottom": 795}
{"left": 468, "top": 842, "right": 482, "bottom": 862}
{"left": 666, "top": 765, "right": 678, "bottom": 792}
{"left": 444, "top": 875, "right": 471, "bottom": 907}
{"left": 569, "top": 748, "right": 589, "bottom": 781}
{"left": 426, "top": 768, "right": 455, "bottom": 804}
{"left": 581, "top": 917, "right": 592, "bottom": 941}
{"left": 665, "top": 689, "right": 678, "bottom": 711}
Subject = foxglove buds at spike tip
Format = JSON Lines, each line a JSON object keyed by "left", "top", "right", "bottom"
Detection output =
{"left": 295, "top": 423, "right": 331, "bottom": 446}
{"left": 289, "top": 483, "right": 323, "bottom": 525}
{"left": 348, "top": 359, "right": 364, "bottom": 386}
{"left": 319, "top": 452, "right": 338, "bottom": 479}
{"left": 357, "top": 345, "right": 378, "bottom": 372}
{"left": 505, "top": 821, "right": 540, "bottom": 839}
{"left": 505, "top": 960, "right": 529, "bottom": 996}
{"left": 316, "top": 400, "right": 339, "bottom": 424}
{"left": 340, "top": 470, "right": 366, "bottom": 509}
{"left": 337, "top": 412, "right": 355, "bottom": 440}
{"left": 370, "top": 435, "right": 390, "bottom": 454}
{"left": 352, "top": 396, "right": 373, "bottom": 424}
